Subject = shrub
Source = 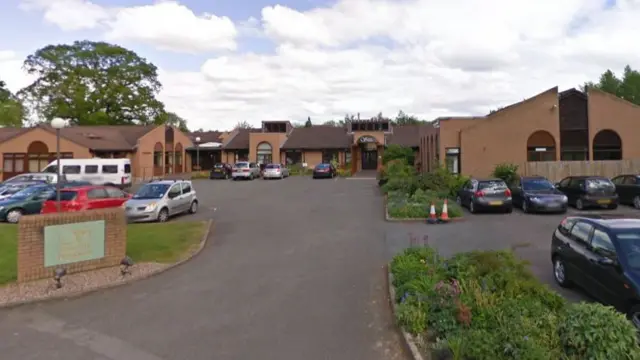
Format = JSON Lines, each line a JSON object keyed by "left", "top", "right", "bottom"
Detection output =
{"left": 383, "top": 144, "right": 415, "bottom": 165}
{"left": 191, "top": 171, "right": 209, "bottom": 179}
{"left": 492, "top": 163, "right": 519, "bottom": 186}
{"left": 389, "top": 245, "right": 640, "bottom": 360}
{"left": 387, "top": 190, "right": 463, "bottom": 219}
{"left": 417, "top": 167, "right": 469, "bottom": 198}
{"left": 288, "top": 164, "right": 312, "bottom": 176}
{"left": 558, "top": 302, "right": 640, "bottom": 360}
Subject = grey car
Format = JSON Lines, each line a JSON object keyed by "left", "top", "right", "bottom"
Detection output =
{"left": 232, "top": 162, "right": 260, "bottom": 180}
{"left": 262, "top": 163, "right": 289, "bottom": 179}
{"left": 456, "top": 178, "right": 513, "bottom": 213}
{"left": 125, "top": 180, "right": 198, "bottom": 222}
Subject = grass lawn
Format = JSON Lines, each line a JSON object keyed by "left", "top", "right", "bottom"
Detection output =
{"left": 0, "top": 221, "right": 208, "bottom": 286}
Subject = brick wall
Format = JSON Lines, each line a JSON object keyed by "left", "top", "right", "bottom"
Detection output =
{"left": 17, "top": 208, "right": 127, "bottom": 282}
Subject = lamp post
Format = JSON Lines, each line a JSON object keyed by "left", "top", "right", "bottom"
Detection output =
{"left": 51, "top": 118, "right": 66, "bottom": 212}
{"left": 195, "top": 137, "right": 201, "bottom": 171}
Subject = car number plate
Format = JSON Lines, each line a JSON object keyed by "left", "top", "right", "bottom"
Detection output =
{"left": 597, "top": 199, "right": 611, "bottom": 204}
{"left": 489, "top": 201, "right": 503, "bottom": 206}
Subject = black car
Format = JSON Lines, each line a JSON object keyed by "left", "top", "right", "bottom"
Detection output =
{"left": 209, "top": 163, "right": 232, "bottom": 179}
{"left": 312, "top": 163, "right": 336, "bottom": 179}
{"left": 510, "top": 176, "right": 568, "bottom": 213}
{"left": 555, "top": 176, "right": 618, "bottom": 210}
{"left": 551, "top": 215, "right": 640, "bottom": 327}
{"left": 456, "top": 178, "right": 513, "bottom": 213}
{"left": 612, "top": 174, "right": 640, "bottom": 209}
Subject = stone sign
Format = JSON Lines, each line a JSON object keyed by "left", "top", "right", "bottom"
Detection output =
{"left": 44, "top": 220, "right": 106, "bottom": 267}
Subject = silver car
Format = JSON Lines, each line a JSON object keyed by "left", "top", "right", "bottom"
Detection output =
{"left": 262, "top": 163, "right": 290, "bottom": 179}
{"left": 125, "top": 180, "right": 198, "bottom": 222}
{"left": 232, "top": 162, "right": 260, "bottom": 180}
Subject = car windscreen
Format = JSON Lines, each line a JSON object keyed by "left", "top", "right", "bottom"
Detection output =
{"left": 12, "top": 186, "right": 47, "bottom": 199}
{"left": 47, "top": 191, "right": 78, "bottom": 201}
{"left": 265, "top": 164, "right": 280, "bottom": 169}
{"left": 478, "top": 181, "right": 507, "bottom": 191}
{"left": 235, "top": 163, "right": 249, "bottom": 168}
{"left": 587, "top": 178, "right": 615, "bottom": 190}
{"left": 522, "top": 178, "right": 555, "bottom": 191}
{"left": 615, "top": 231, "right": 640, "bottom": 268}
{"left": 132, "top": 184, "right": 170, "bottom": 199}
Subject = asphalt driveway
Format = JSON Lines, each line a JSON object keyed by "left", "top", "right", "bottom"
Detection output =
{"left": 0, "top": 177, "right": 407, "bottom": 360}
{"left": 384, "top": 203, "right": 640, "bottom": 302}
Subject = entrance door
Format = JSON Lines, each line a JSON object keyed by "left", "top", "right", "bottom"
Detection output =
{"left": 361, "top": 150, "right": 378, "bottom": 170}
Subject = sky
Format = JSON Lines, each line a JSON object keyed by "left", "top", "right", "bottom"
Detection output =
{"left": 0, "top": 0, "right": 639, "bottom": 131}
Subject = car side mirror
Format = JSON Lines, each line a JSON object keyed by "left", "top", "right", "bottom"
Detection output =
{"left": 597, "top": 257, "right": 616, "bottom": 266}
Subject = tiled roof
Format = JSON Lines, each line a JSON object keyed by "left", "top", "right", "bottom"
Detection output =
{"left": 385, "top": 125, "right": 421, "bottom": 147}
{"left": 189, "top": 131, "right": 223, "bottom": 143}
{"left": 223, "top": 128, "right": 261, "bottom": 150}
{"left": 281, "top": 126, "right": 351, "bottom": 149}
{"left": 0, "top": 128, "right": 29, "bottom": 142}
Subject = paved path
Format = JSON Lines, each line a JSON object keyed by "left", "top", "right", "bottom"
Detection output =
{"left": 0, "top": 177, "right": 407, "bottom": 360}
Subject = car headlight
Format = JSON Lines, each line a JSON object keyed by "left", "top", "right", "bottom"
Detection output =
{"left": 0, "top": 206, "right": 4, "bottom": 211}
{"left": 145, "top": 203, "right": 157, "bottom": 211}
{"left": 529, "top": 196, "right": 540, "bottom": 202}
{"left": 561, "top": 195, "right": 568, "bottom": 202}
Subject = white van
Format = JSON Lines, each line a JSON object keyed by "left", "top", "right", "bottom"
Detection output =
{"left": 42, "top": 158, "right": 132, "bottom": 188}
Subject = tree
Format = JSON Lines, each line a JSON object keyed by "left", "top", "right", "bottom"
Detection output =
{"left": 0, "top": 80, "right": 25, "bottom": 127}
{"left": 234, "top": 120, "right": 252, "bottom": 129}
{"left": 394, "top": 110, "right": 424, "bottom": 125}
{"left": 155, "top": 111, "right": 189, "bottom": 132}
{"left": 18, "top": 40, "right": 165, "bottom": 126}
{"left": 304, "top": 116, "right": 312, "bottom": 127}
{"left": 583, "top": 65, "right": 640, "bottom": 105}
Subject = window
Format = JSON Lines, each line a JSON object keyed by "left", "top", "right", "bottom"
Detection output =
{"left": 62, "top": 165, "right": 81, "bottom": 174}
{"left": 3, "top": 153, "right": 25, "bottom": 173}
{"left": 154, "top": 152, "right": 163, "bottom": 167}
{"left": 87, "top": 188, "right": 108, "bottom": 199}
{"left": 478, "top": 181, "right": 507, "bottom": 191}
{"left": 345, "top": 151, "right": 352, "bottom": 164}
{"left": 181, "top": 182, "right": 192, "bottom": 194}
{"left": 28, "top": 154, "right": 49, "bottom": 172}
{"left": 175, "top": 153, "right": 182, "bottom": 166}
{"left": 285, "top": 151, "right": 302, "bottom": 165}
{"left": 105, "top": 187, "right": 126, "bottom": 198}
{"left": 102, "top": 165, "right": 118, "bottom": 174}
{"left": 322, "top": 150, "right": 338, "bottom": 163}
{"left": 85, "top": 165, "right": 99, "bottom": 174}
{"left": 623, "top": 176, "right": 637, "bottom": 185}
{"left": 558, "top": 218, "right": 576, "bottom": 235}
{"left": 559, "top": 177, "right": 571, "bottom": 187}
{"left": 568, "top": 178, "right": 584, "bottom": 189}
{"left": 34, "top": 189, "right": 55, "bottom": 201}
{"left": 464, "top": 181, "right": 475, "bottom": 190}
{"left": 570, "top": 221, "right": 593, "bottom": 244}
{"left": 445, "top": 148, "right": 460, "bottom": 174}
{"left": 256, "top": 142, "right": 272, "bottom": 165}
{"left": 611, "top": 176, "right": 624, "bottom": 185}
{"left": 124, "top": 164, "right": 131, "bottom": 174}
{"left": 47, "top": 190, "right": 78, "bottom": 201}
{"left": 591, "top": 229, "right": 616, "bottom": 257}
{"left": 168, "top": 184, "right": 181, "bottom": 196}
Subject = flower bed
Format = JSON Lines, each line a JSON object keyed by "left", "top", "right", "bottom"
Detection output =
{"left": 387, "top": 190, "right": 463, "bottom": 219}
{"left": 390, "top": 246, "right": 640, "bottom": 359}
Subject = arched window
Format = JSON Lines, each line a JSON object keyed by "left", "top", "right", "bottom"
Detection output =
{"left": 27, "top": 141, "right": 50, "bottom": 172}
{"left": 593, "top": 130, "right": 622, "bottom": 160}
{"left": 527, "top": 131, "right": 556, "bottom": 162}
{"left": 256, "top": 142, "right": 272, "bottom": 164}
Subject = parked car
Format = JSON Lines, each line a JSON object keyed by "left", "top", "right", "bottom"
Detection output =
{"left": 312, "top": 163, "right": 336, "bottom": 179}
{"left": 2, "top": 172, "right": 66, "bottom": 186}
{"left": 510, "top": 176, "right": 568, "bottom": 213}
{"left": 612, "top": 174, "right": 640, "bottom": 209}
{"left": 555, "top": 176, "right": 618, "bottom": 210}
{"left": 551, "top": 215, "right": 640, "bottom": 327}
{"left": 209, "top": 163, "right": 232, "bottom": 179}
{"left": 41, "top": 186, "right": 131, "bottom": 214}
{"left": 42, "top": 158, "right": 132, "bottom": 189}
{"left": 0, "top": 181, "right": 48, "bottom": 201}
{"left": 232, "top": 162, "right": 260, "bottom": 180}
{"left": 124, "top": 180, "right": 198, "bottom": 222}
{"left": 263, "top": 164, "right": 290, "bottom": 179}
{"left": 456, "top": 178, "right": 513, "bottom": 213}
{"left": 0, "top": 184, "right": 57, "bottom": 223}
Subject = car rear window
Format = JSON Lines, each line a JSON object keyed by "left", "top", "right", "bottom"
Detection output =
{"left": 214, "top": 163, "right": 225, "bottom": 168}
{"left": 236, "top": 163, "right": 249, "bottom": 168}
{"left": 587, "top": 178, "right": 614, "bottom": 190}
{"left": 316, "top": 164, "right": 330, "bottom": 168}
{"left": 265, "top": 164, "right": 280, "bottom": 169}
{"left": 47, "top": 190, "right": 78, "bottom": 201}
{"left": 478, "top": 180, "right": 507, "bottom": 190}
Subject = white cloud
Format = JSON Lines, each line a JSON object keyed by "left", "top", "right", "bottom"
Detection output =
{"left": 0, "top": 51, "right": 35, "bottom": 93}
{"left": 14, "top": 0, "right": 640, "bottom": 131}
{"left": 20, "top": 0, "right": 110, "bottom": 31}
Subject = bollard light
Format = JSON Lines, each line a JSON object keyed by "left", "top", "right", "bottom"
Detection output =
{"left": 54, "top": 267, "right": 67, "bottom": 288}
{"left": 120, "top": 256, "right": 134, "bottom": 276}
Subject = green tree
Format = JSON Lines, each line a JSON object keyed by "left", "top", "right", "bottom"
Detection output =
{"left": 0, "top": 80, "right": 25, "bottom": 127}
{"left": 583, "top": 65, "right": 640, "bottom": 105}
{"left": 155, "top": 111, "right": 189, "bottom": 132}
{"left": 18, "top": 40, "right": 165, "bottom": 126}
{"left": 304, "top": 116, "right": 312, "bottom": 127}
{"left": 394, "top": 110, "right": 424, "bottom": 125}
{"left": 234, "top": 120, "right": 252, "bottom": 129}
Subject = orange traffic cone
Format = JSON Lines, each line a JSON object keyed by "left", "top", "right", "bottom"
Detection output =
{"left": 427, "top": 203, "right": 437, "bottom": 224}
{"left": 440, "top": 199, "right": 450, "bottom": 222}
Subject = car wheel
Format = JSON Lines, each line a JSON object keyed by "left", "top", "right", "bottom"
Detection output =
{"left": 188, "top": 201, "right": 198, "bottom": 214}
{"left": 522, "top": 200, "right": 529, "bottom": 213}
{"left": 469, "top": 201, "right": 476, "bottom": 213}
{"left": 553, "top": 256, "right": 571, "bottom": 288}
{"left": 6, "top": 209, "right": 23, "bottom": 224}
{"left": 634, "top": 196, "right": 640, "bottom": 209}
{"left": 576, "top": 199, "right": 584, "bottom": 210}
{"left": 627, "top": 304, "right": 640, "bottom": 329}
{"left": 157, "top": 208, "right": 169, "bottom": 222}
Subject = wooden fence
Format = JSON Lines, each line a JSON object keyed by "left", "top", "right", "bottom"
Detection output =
{"left": 520, "top": 160, "right": 640, "bottom": 182}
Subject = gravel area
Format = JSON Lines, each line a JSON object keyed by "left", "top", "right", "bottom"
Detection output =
{"left": 0, "top": 262, "right": 168, "bottom": 307}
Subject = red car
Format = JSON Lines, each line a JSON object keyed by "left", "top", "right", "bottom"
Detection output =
{"left": 41, "top": 186, "right": 131, "bottom": 213}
